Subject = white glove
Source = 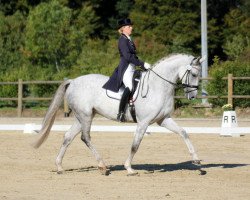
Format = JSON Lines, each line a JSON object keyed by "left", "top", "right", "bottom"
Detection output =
{"left": 144, "top": 62, "right": 151, "bottom": 70}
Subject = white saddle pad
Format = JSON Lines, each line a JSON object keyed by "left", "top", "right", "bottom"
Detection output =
{"left": 106, "top": 87, "right": 125, "bottom": 100}
{"left": 106, "top": 80, "right": 140, "bottom": 101}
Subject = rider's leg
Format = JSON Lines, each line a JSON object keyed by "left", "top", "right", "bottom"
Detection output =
{"left": 117, "top": 87, "right": 130, "bottom": 122}
{"left": 123, "top": 64, "right": 134, "bottom": 91}
{"left": 117, "top": 64, "right": 134, "bottom": 122}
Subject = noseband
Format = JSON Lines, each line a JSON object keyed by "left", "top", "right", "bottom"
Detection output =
{"left": 180, "top": 65, "right": 199, "bottom": 93}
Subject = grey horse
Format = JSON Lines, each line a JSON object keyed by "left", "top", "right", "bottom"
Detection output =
{"left": 33, "top": 53, "right": 205, "bottom": 175}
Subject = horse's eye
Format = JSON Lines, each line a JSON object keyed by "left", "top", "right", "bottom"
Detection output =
{"left": 192, "top": 74, "right": 197, "bottom": 78}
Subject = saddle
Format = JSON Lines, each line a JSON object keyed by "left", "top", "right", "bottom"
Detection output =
{"left": 105, "top": 70, "right": 142, "bottom": 122}
{"left": 106, "top": 70, "right": 141, "bottom": 100}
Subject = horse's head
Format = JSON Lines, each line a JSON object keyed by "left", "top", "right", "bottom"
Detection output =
{"left": 180, "top": 56, "right": 205, "bottom": 100}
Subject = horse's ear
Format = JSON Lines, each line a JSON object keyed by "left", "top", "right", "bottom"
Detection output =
{"left": 192, "top": 56, "right": 201, "bottom": 65}
{"left": 199, "top": 56, "right": 206, "bottom": 63}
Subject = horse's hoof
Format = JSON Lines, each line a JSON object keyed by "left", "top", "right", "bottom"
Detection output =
{"left": 127, "top": 171, "right": 139, "bottom": 176}
{"left": 98, "top": 167, "right": 110, "bottom": 176}
{"left": 144, "top": 170, "right": 154, "bottom": 174}
{"left": 57, "top": 170, "right": 64, "bottom": 174}
{"left": 192, "top": 160, "right": 201, "bottom": 166}
{"left": 199, "top": 169, "right": 207, "bottom": 175}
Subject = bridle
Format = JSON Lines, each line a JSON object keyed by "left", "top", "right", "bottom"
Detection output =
{"left": 179, "top": 64, "right": 200, "bottom": 93}
{"left": 141, "top": 58, "right": 200, "bottom": 98}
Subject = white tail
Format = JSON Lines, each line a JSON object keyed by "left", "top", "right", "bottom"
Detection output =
{"left": 33, "top": 80, "right": 71, "bottom": 148}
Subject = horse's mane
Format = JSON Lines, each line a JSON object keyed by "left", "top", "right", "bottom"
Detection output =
{"left": 152, "top": 53, "right": 191, "bottom": 68}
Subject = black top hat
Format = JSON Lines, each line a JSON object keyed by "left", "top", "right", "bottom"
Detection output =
{"left": 117, "top": 18, "right": 133, "bottom": 29}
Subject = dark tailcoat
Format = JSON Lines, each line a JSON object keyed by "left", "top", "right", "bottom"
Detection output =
{"left": 102, "top": 34, "right": 145, "bottom": 92}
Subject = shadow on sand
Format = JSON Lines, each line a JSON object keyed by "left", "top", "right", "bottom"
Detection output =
{"left": 63, "top": 161, "right": 249, "bottom": 174}
{"left": 110, "top": 161, "right": 248, "bottom": 173}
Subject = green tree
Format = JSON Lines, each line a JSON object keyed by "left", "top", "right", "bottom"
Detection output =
{"left": 223, "top": 8, "right": 250, "bottom": 60}
{"left": 115, "top": 0, "right": 133, "bottom": 18}
{"left": 0, "top": 11, "right": 26, "bottom": 74}
{"left": 25, "top": 1, "right": 73, "bottom": 72}
{"left": 0, "top": 0, "right": 43, "bottom": 16}
{"left": 224, "top": 34, "right": 250, "bottom": 60}
{"left": 130, "top": 0, "right": 201, "bottom": 55}
{"left": 207, "top": 57, "right": 250, "bottom": 107}
{"left": 25, "top": 0, "right": 99, "bottom": 75}
{"left": 71, "top": 38, "right": 118, "bottom": 77}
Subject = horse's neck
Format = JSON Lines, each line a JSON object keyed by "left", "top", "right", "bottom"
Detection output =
{"left": 150, "top": 55, "right": 192, "bottom": 85}
{"left": 150, "top": 60, "right": 180, "bottom": 87}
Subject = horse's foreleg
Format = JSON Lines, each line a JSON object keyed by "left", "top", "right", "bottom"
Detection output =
{"left": 124, "top": 123, "right": 148, "bottom": 175}
{"left": 158, "top": 118, "right": 199, "bottom": 163}
{"left": 56, "top": 121, "right": 81, "bottom": 174}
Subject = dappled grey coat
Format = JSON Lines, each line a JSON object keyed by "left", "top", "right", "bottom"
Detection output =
{"left": 102, "top": 34, "right": 145, "bottom": 92}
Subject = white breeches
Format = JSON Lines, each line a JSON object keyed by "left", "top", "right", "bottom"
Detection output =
{"left": 123, "top": 64, "right": 135, "bottom": 91}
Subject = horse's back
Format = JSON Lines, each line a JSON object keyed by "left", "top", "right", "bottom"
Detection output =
{"left": 68, "top": 74, "right": 106, "bottom": 92}
{"left": 65, "top": 74, "right": 116, "bottom": 114}
{"left": 74, "top": 74, "right": 108, "bottom": 85}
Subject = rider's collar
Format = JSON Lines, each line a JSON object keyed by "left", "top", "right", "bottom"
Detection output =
{"left": 122, "top": 34, "right": 132, "bottom": 41}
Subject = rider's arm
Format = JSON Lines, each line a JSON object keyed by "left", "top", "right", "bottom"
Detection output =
{"left": 118, "top": 37, "right": 145, "bottom": 70}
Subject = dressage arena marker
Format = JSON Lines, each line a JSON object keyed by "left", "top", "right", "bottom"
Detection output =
{"left": 220, "top": 111, "right": 240, "bottom": 137}
{"left": 0, "top": 124, "right": 249, "bottom": 135}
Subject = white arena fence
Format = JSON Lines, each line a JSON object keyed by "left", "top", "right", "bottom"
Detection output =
{"left": 0, "top": 124, "right": 250, "bottom": 136}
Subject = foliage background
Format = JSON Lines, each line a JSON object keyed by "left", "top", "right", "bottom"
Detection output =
{"left": 0, "top": 0, "right": 249, "bottom": 107}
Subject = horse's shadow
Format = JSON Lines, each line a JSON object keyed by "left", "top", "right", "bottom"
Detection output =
{"left": 110, "top": 161, "right": 248, "bottom": 173}
{"left": 64, "top": 161, "right": 249, "bottom": 174}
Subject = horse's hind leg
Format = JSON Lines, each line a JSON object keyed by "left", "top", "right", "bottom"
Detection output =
{"left": 78, "top": 115, "right": 109, "bottom": 175}
{"left": 56, "top": 121, "right": 81, "bottom": 174}
{"left": 157, "top": 117, "right": 200, "bottom": 163}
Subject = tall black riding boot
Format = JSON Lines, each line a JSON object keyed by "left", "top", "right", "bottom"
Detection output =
{"left": 117, "top": 87, "right": 131, "bottom": 122}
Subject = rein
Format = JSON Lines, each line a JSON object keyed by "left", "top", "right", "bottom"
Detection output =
{"left": 148, "top": 68, "right": 178, "bottom": 87}
{"left": 141, "top": 61, "right": 199, "bottom": 98}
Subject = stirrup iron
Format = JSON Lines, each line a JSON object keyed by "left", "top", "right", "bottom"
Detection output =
{"left": 117, "top": 112, "right": 125, "bottom": 122}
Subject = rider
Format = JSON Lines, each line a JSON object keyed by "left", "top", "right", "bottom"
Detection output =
{"left": 103, "top": 18, "right": 151, "bottom": 122}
